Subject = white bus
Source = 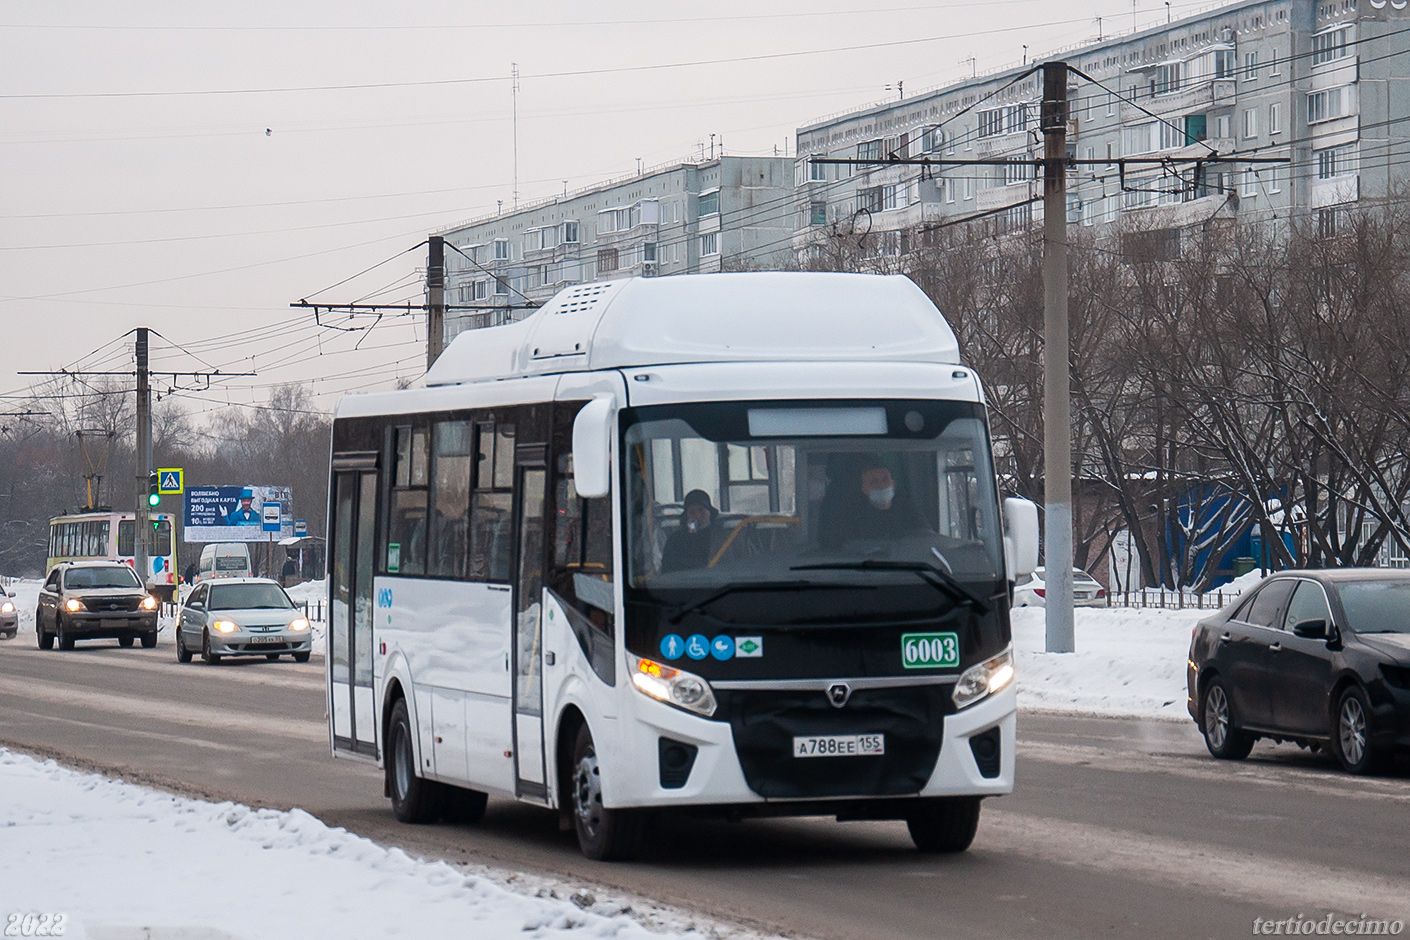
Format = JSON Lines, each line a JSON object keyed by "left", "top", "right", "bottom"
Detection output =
{"left": 47, "top": 510, "right": 180, "bottom": 603}
{"left": 326, "top": 273, "right": 1038, "bottom": 860}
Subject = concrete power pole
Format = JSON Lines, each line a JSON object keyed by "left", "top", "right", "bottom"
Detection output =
{"left": 1041, "top": 61, "right": 1075, "bottom": 653}
{"left": 134, "top": 327, "right": 152, "bottom": 592}
{"left": 426, "top": 235, "right": 445, "bottom": 369}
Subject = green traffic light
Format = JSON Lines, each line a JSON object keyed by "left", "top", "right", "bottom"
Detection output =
{"left": 148, "top": 493, "right": 161, "bottom": 507}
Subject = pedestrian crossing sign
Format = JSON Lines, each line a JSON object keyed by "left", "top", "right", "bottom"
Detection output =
{"left": 157, "top": 468, "right": 184, "bottom": 495}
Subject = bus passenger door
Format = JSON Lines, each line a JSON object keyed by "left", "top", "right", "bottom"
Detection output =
{"left": 331, "top": 465, "right": 379, "bottom": 759}
{"left": 512, "top": 458, "right": 549, "bottom": 799}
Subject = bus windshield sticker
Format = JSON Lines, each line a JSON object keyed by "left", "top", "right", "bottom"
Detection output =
{"left": 901, "top": 631, "right": 959, "bottom": 669}
{"left": 685, "top": 634, "right": 710, "bottom": 660}
{"left": 710, "top": 635, "right": 735, "bottom": 660}
{"left": 735, "top": 636, "right": 763, "bottom": 658}
{"left": 660, "top": 634, "right": 685, "bottom": 660}
{"left": 387, "top": 543, "right": 401, "bottom": 574}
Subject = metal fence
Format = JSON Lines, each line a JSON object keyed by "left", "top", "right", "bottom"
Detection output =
{"left": 300, "top": 598, "right": 326, "bottom": 623}
{"left": 1106, "top": 588, "right": 1240, "bottom": 611}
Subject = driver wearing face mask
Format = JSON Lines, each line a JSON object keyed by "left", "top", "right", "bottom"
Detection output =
{"left": 660, "top": 489, "right": 720, "bottom": 573}
{"left": 822, "top": 459, "right": 925, "bottom": 547}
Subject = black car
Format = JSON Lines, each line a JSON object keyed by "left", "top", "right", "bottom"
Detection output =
{"left": 36, "top": 562, "right": 160, "bottom": 650}
{"left": 1188, "top": 569, "right": 1410, "bottom": 774}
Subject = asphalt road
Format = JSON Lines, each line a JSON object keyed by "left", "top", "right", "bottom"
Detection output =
{"left": 2, "top": 632, "right": 1408, "bottom": 940}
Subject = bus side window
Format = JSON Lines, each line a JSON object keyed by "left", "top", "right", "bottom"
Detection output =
{"left": 469, "top": 421, "right": 514, "bottom": 582}
{"left": 387, "top": 424, "right": 429, "bottom": 576}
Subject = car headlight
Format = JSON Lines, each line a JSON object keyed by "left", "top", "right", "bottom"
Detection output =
{"left": 1, "top": 601, "right": 13, "bottom": 614}
{"left": 629, "top": 655, "right": 717, "bottom": 717}
{"left": 64, "top": 598, "right": 84, "bottom": 612}
{"left": 287, "top": 617, "right": 310, "bottom": 632}
{"left": 140, "top": 595, "right": 159, "bottom": 610}
{"left": 952, "top": 647, "right": 1015, "bottom": 710}
{"left": 212, "top": 620, "right": 239, "bottom": 633}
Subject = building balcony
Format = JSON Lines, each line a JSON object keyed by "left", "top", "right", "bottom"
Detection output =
{"left": 1120, "top": 79, "right": 1235, "bottom": 122}
{"left": 1312, "top": 174, "right": 1358, "bottom": 209}
{"left": 976, "top": 182, "right": 1037, "bottom": 212}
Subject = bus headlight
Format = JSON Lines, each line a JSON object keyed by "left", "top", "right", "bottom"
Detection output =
{"left": 952, "top": 648, "right": 1015, "bottom": 710}
{"left": 629, "top": 655, "right": 717, "bottom": 718}
{"left": 212, "top": 620, "right": 239, "bottom": 633}
{"left": 287, "top": 617, "right": 310, "bottom": 632}
{"left": 140, "top": 595, "right": 159, "bottom": 610}
{"left": 64, "top": 598, "right": 85, "bottom": 612}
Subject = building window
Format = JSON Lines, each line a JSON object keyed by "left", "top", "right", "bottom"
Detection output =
{"left": 1267, "top": 166, "right": 1283, "bottom": 194}
{"left": 1316, "top": 143, "right": 1358, "bottom": 179}
{"left": 920, "top": 126, "right": 944, "bottom": 153}
{"left": 1307, "top": 86, "right": 1353, "bottom": 124}
{"left": 1214, "top": 49, "right": 1236, "bottom": 79}
{"left": 1269, "top": 50, "right": 1281, "bottom": 75}
{"left": 1151, "top": 62, "right": 1181, "bottom": 96}
{"left": 1243, "top": 51, "right": 1258, "bottom": 81}
{"left": 494, "top": 277, "right": 508, "bottom": 295}
{"left": 561, "top": 220, "right": 579, "bottom": 243}
{"left": 808, "top": 159, "right": 827, "bottom": 182}
{"left": 493, "top": 238, "right": 509, "bottom": 260}
{"left": 1317, "top": 207, "right": 1342, "bottom": 239}
{"left": 697, "top": 190, "right": 720, "bottom": 217}
{"left": 1123, "top": 122, "right": 1157, "bottom": 155}
{"left": 596, "top": 247, "right": 618, "bottom": 272}
{"left": 642, "top": 243, "right": 657, "bottom": 264}
{"left": 1003, "top": 159, "right": 1029, "bottom": 185}
{"left": 1268, "top": 103, "right": 1281, "bottom": 136}
{"left": 1106, "top": 91, "right": 1116, "bottom": 116}
{"left": 978, "top": 108, "right": 1004, "bottom": 138}
{"left": 810, "top": 201, "right": 827, "bottom": 225}
{"left": 1240, "top": 168, "right": 1259, "bottom": 197}
{"left": 1242, "top": 108, "right": 1258, "bottom": 139}
{"left": 1215, "top": 114, "right": 1231, "bottom": 139}
{"left": 699, "top": 232, "right": 719, "bottom": 256}
{"left": 1312, "top": 26, "right": 1352, "bottom": 66}
{"left": 964, "top": 176, "right": 975, "bottom": 200}
{"left": 858, "top": 186, "right": 884, "bottom": 213}
{"left": 857, "top": 139, "right": 882, "bottom": 161}
{"left": 474, "top": 280, "right": 488, "bottom": 300}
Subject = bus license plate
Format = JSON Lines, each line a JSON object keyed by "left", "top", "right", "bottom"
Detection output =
{"left": 250, "top": 635, "right": 282, "bottom": 644}
{"left": 792, "top": 734, "right": 884, "bottom": 758}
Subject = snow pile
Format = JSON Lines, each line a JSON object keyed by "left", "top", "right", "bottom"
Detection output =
{"left": 0, "top": 748, "right": 740, "bottom": 940}
{"left": 284, "top": 578, "right": 326, "bottom": 606}
{"left": 1221, "top": 567, "right": 1268, "bottom": 597}
{"left": 1012, "top": 606, "right": 1206, "bottom": 719}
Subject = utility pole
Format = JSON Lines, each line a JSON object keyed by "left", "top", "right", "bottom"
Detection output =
{"left": 1041, "top": 61, "right": 1075, "bottom": 653}
{"left": 426, "top": 235, "right": 446, "bottom": 369}
{"left": 134, "top": 327, "right": 152, "bottom": 592}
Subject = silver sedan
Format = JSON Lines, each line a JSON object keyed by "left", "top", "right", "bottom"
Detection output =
{"left": 1, "top": 588, "right": 17, "bottom": 639}
{"left": 175, "top": 577, "right": 312, "bottom": 665}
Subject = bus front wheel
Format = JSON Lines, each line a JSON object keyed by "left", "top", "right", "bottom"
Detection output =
{"left": 387, "top": 698, "right": 439, "bottom": 824}
{"left": 570, "top": 723, "right": 643, "bottom": 861}
{"left": 906, "top": 797, "right": 982, "bottom": 853}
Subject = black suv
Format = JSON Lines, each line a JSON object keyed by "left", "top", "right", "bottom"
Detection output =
{"left": 37, "top": 562, "right": 160, "bottom": 650}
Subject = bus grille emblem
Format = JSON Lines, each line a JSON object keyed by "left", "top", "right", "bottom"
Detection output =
{"left": 827, "top": 683, "right": 852, "bottom": 708}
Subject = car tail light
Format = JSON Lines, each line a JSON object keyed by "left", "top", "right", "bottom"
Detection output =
{"left": 1096, "top": 588, "right": 1106, "bottom": 597}
{"left": 1034, "top": 589, "right": 1046, "bottom": 598}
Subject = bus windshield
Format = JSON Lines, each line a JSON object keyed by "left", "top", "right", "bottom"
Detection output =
{"left": 623, "top": 400, "right": 1003, "bottom": 594}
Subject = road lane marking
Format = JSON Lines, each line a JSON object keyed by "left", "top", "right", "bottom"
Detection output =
{"left": 983, "top": 807, "right": 1410, "bottom": 917}
{"left": 0, "top": 675, "right": 327, "bottom": 744}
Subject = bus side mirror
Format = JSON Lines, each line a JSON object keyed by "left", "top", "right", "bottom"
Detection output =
{"left": 572, "top": 397, "right": 615, "bottom": 499}
{"left": 1003, "top": 497, "right": 1039, "bottom": 579}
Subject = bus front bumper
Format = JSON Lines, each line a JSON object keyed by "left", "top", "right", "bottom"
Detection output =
{"left": 606, "top": 681, "right": 1016, "bottom": 810}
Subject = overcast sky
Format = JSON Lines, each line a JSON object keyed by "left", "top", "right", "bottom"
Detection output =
{"left": 0, "top": 0, "right": 1214, "bottom": 422}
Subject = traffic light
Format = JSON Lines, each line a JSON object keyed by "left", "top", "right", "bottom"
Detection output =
{"left": 147, "top": 471, "right": 160, "bottom": 507}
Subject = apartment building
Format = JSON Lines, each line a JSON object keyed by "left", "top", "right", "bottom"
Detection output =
{"left": 435, "top": 155, "right": 792, "bottom": 342}
{"left": 792, "top": 0, "right": 1410, "bottom": 253}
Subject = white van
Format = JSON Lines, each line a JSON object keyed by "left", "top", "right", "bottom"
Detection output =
{"left": 197, "top": 543, "right": 253, "bottom": 581}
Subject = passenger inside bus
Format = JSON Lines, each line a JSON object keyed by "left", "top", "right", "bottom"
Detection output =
{"left": 659, "top": 489, "right": 721, "bottom": 573}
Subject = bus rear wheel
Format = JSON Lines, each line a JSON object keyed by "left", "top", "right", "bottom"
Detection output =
{"left": 571, "top": 723, "right": 643, "bottom": 861}
{"left": 906, "top": 797, "right": 982, "bottom": 853}
{"left": 387, "top": 697, "right": 439, "bottom": 824}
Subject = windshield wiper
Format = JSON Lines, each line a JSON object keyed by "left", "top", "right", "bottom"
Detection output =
{"left": 659, "top": 579, "right": 847, "bottom": 626}
{"left": 790, "top": 558, "right": 992, "bottom": 614}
